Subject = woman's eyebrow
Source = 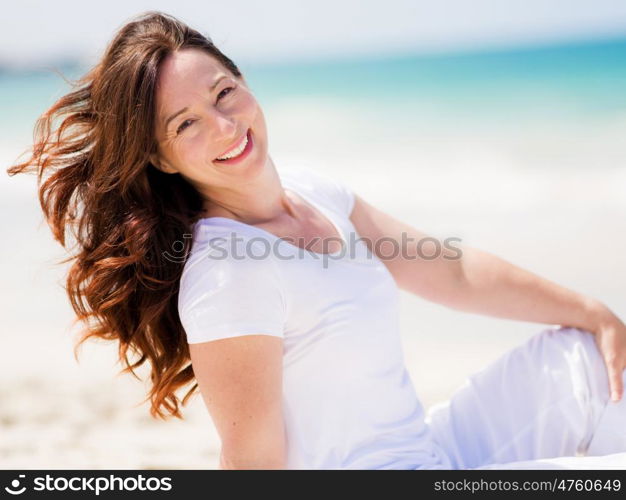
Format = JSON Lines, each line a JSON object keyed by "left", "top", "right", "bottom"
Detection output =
{"left": 162, "top": 75, "right": 229, "bottom": 130}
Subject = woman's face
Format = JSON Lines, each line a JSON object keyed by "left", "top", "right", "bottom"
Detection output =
{"left": 151, "top": 48, "right": 269, "bottom": 189}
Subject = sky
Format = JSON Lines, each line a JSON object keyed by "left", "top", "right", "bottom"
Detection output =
{"left": 2, "top": 0, "right": 626, "bottom": 67}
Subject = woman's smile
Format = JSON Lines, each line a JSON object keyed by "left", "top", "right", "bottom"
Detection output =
{"left": 214, "top": 128, "right": 254, "bottom": 165}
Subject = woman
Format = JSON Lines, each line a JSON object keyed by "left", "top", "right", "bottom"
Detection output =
{"left": 7, "top": 11, "right": 626, "bottom": 470}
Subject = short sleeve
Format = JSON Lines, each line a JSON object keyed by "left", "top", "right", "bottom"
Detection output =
{"left": 178, "top": 236, "right": 287, "bottom": 344}
{"left": 330, "top": 175, "right": 356, "bottom": 217}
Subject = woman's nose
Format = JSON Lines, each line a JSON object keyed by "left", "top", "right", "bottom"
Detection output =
{"left": 210, "top": 110, "right": 238, "bottom": 139}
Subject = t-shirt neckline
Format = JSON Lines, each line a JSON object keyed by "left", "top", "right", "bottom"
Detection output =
{"left": 194, "top": 173, "right": 348, "bottom": 258}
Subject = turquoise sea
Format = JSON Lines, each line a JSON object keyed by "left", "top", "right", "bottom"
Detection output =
{"left": 2, "top": 36, "right": 626, "bottom": 154}
{"left": 248, "top": 37, "right": 626, "bottom": 120}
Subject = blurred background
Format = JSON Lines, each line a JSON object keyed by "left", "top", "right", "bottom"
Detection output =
{"left": 1, "top": 0, "right": 625, "bottom": 469}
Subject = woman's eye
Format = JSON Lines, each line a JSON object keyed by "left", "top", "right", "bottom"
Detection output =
{"left": 174, "top": 87, "right": 236, "bottom": 135}
{"left": 176, "top": 119, "right": 195, "bottom": 135}
{"left": 217, "top": 86, "right": 236, "bottom": 100}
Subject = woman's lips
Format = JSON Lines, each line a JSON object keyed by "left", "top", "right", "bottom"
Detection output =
{"left": 214, "top": 129, "right": 253, "bottom": 165}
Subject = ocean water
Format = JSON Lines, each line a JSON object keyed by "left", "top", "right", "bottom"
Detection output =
{"left": 248, "top": 37, "right": 626, "bottom": 121}
{"left": 2, "top": 36, "right": 626, "bottom": 156}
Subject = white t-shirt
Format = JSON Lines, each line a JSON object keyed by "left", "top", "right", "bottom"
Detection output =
{"left": 178, "top": 165, "right": 449, "bottom": 469}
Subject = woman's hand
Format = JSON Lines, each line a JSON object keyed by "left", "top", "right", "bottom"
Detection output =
{"left": 589, "top": 306, "right": 626, "bottom": 403}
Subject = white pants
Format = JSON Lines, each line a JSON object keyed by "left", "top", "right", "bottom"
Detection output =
{"left": 423, "top": 326, "right": 626, "bottom": 469}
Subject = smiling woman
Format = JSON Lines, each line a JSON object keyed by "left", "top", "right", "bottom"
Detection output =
{"left": 6, "top": 10, "right": 626, "bottom": 471}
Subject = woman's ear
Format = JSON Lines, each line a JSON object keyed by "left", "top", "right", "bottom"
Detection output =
{"left": 149, "top": 153, "right": 177, "bottom": 174}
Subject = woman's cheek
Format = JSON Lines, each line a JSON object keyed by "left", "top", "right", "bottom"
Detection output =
{"left": 187, "top": 132, "right": 213, "bottom": 166}
{"left": 242, "top": 95, "right": 258, "bottom": 115}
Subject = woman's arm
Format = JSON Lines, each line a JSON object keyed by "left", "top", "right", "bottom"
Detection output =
{"left": 188, "top": 334, "right": 286, "bottom": 469}
{"left": 446, "top": 244, "right": 612, "bottom": 330}
{"left": 349, "top": 194, "right": 615, "bottom": 331}
{"left": 350, "top": 193, "right": 626, "bottom": 400}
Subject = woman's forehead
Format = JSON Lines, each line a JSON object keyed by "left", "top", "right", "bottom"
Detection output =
{"left": 157, "top": 49, "right": 225, "bottom": 91}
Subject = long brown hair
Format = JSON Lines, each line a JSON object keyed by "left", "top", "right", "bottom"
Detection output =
{"left": 6, "top": 11, "right": 243, "bottom": 419}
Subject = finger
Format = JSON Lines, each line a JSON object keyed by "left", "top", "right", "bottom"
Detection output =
{"left": 608, "top": 363, "right": 624, "bottom": 403}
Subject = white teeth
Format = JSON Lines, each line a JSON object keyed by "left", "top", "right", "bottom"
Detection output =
{"left": 216, "top": 133, "right": 248, "bottom": 160}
